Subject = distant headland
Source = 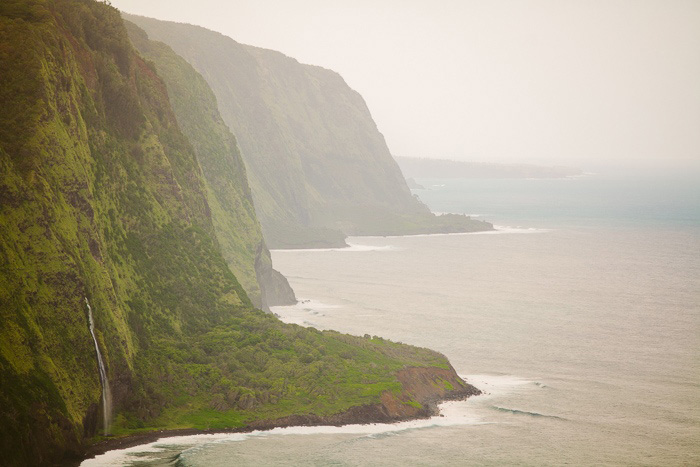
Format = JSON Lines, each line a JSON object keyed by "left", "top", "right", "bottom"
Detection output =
{"left": 395, "top": 156, "right": 583, "bottom": 180}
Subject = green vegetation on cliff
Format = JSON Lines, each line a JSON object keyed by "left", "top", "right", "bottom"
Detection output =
{"left": 124, "top": 15, "right": 493, "bottom": 248}
{"left": 0, "top": 2, "right": 471, "bottom": 464}
{"left": 123, "top": 21, "right": 294, "bottom": 309}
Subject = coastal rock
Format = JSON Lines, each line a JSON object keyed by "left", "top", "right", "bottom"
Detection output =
{"left": 406, "top": 177, "right": 425, "bottom": 189}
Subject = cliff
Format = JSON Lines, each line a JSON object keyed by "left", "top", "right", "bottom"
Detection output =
{"left": 0, "top": 2, "right": 478, "bottom": 465}
{"left": 123, "top": 21, "right": 294, "bottom": 309}
{"left": 1, "top": 0, "right": 246, "bottom": 462}
{"left": 123, "top": 14, "right": 494, "bottom": 248}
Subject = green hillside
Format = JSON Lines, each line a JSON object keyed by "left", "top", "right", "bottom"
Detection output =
{"left": 124, "top": 14, "right": 494, "bottom": 248}
{"left": 123, "top": 21, "right": 294, "bottom": 309}
{"left": 0, "top": 1, "right": 475, "bottom": 464}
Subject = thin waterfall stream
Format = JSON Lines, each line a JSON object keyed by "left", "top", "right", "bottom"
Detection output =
{"left": 85, "top": 297, "right": 112, "bottom": 435}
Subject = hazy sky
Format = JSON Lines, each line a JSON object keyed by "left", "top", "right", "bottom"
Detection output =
{"left": 111, "top": 0, "right": 700, "bottom": 172}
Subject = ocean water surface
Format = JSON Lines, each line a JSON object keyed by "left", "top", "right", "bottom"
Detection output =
{"left": 86, "top": 175, "right": 700, "bottom": 466}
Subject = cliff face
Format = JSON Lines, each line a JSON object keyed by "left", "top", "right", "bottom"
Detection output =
{"left": 123, "top": 15, "right": 493, "bottom": 248}
{"left": 124, "top": 21, "right": 295, "bottom": 308}
{"left": 0, "top": 0, "right": 249, "bottom": 462}
{"left": 0, "top": 3, "right": 478, "bottom": 465}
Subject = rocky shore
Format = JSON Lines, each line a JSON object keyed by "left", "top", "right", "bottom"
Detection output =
{"left": 77, "top": 366, "right": 480, "bottom": 465}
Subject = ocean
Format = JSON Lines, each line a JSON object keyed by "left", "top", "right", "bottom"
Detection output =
{"left": 84, "top": 174, "right": 700, "bottom": 466}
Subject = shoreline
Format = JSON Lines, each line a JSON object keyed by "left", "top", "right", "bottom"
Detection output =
{"left": 271, "top": 228, "right": 502, "bottom": 252}
{"left": 349, "top": 225, "right": 550, "bottom": 239}
{"left": 76, "top": 366, "right": 480, "bottom": 465}
{"left": 271, "top": 226, "right": 551, "bottom": 253}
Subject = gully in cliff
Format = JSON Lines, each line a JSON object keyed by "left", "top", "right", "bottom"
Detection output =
{"left": 86, "top": 298, "right": 112, "bottom": 436}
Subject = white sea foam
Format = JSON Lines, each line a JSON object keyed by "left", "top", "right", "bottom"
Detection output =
{"left": 271, "top": 299, "right": 339, "bottom": 329}
{"left": 463, "top": 374, "right": 536, "bottom": 398}
{"left": 433, "top": 212, "right": 483, "bottom": 217}
{"left": 273, "top": 243, "right": 397, "bottom": 253}
{"left": 81, "top": 373, "right": 537, "bottom": 466}
{"left": 273, "top": 226, "right": 548, "bottom": 249}
{"left": 356, "top": 226, "right": 550, "bottom": 240}
{"left": 470, "top": 225, "right": 551, "bottom": 235}
{"left": 81, "top": 399, "right": 487, "bottom": 466}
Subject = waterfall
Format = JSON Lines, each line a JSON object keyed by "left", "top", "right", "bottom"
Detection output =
{"left": 85, "top": 297, "right": 112, "bottom": 435}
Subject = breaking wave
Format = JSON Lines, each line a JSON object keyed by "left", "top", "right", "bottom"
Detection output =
{"left": 273, "top": 243, "right": 397, "bottom": 253}
{"left": 490, "top": 406, "right": 565, "bottom": 420}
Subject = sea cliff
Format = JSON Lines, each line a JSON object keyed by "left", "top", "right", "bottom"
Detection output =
{"left": 124, "top": 14, "right": 494, "bottom": 248}
{"left": 0, "top": 3, "right": 479, "bottom": 465}
{"left": 123, "top": 20, "right": 295, "bottom": 308}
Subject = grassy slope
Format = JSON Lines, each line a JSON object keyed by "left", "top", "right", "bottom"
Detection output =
{"left": 123, "top": 15, "right": 493, "bottom": 248}
{"left": 1, "top": 2, "right": 463, "bottom": 464}
{"left": 124, "top": 21, "right": 294, "bottom": 309}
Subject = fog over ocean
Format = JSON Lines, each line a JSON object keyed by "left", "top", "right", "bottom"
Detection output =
{"left": 87, "top": 174, "right": 700, "bottom": 465}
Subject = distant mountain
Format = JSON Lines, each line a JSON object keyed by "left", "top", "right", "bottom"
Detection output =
{"left": 395, "top": 157, "right": 584, "bottom": 180}
{"left": 124, "top": 15, "right": 493, "bottom": 247}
